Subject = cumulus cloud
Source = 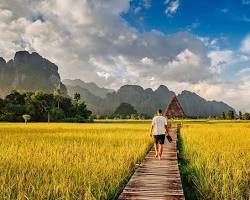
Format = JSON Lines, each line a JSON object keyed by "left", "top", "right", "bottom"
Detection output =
{"left": 165, "top": 0, "right": 180, "bottom": 16}
{"left": 141, "top": 57, "right": 154, "bottom": 65}
{"left": 240, "top": 34, "right": 250, "bottom": 53}
{"left": 208, "top": 50, "right": 234, "bottom": 73}
{"left": 240, "top": 55, "right": 250, "bottom": 61}
{"left": 157, "top": 49, "right": 211, "bottom": 83}
{"left": 0, "top": 0, "right": 212, "bottom": 88}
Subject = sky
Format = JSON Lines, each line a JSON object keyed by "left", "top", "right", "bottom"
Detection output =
{"left": 0, "top": 0, "right": 250, "bottom": 111}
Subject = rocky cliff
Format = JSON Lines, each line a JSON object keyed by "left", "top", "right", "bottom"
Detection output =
{"left": 0, "top": 51, "right": 67, "bottom": 97}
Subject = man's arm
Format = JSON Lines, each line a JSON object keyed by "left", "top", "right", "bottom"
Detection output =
{"left": 164, "top": 118, "right": 168, "bottom": 134}
{"left": 150, "top": 118, "right": 155, "bottom": 137}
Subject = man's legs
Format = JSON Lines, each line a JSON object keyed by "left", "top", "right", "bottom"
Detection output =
{"left": 158, "top": 144, "right": 163, "bottom": 158}
{"left": 158, "top": 135, "right": 165, "bottom": 159}
{"left": 154, "top": 143, "right": 159, "bottom": 157}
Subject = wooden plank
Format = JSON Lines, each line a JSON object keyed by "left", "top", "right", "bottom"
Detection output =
{"left": 118, "top": 127, "right": 185, "bottom": 200}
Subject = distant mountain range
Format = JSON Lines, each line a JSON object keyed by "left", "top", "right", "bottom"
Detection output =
{"left": 0, "top": 51, "right": 235, "bottom": 117}
{"left": 0, "top": 51, "right": 67, "bottom": 97}
{"left": 63, "top": 79, "right": 114, "bottom": 98}
{"left": 64, "top": 80, "right": 235, "bottom": 117}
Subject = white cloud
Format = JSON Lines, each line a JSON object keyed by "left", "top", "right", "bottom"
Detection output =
{"left": 208, "top": 50, "right": 234, "bottom": 73}
{"left": 197, "top": 36, "right": 210, "bottom": 46}
{"left": 0, "top": 0, "right": 212, "bottom": 87}
{"left": 240, "top": 55, "right": 250, "bottom": 61}
{"left": 197, "top": 36, "right": 229, "bottom": 50}
{"left": 165, "top": 0, "right": 180, "bottom": 16}
{"left": 134, "top": 7, "right": 142, "bottom": 14}
{"left": 240, "top": 34, "right": 250, "bottom": 53}
{"left": 0, "top": 9, "right": 13, "bottom": 20}
{"left": 236, "top": 67, "right": 250, "bottom": 76}
{"left": 141, "top": 57, "right": 154, "bottom": 65}
{"left": 186, "top": 22, "right": 200, "bottom": 31}
{"left": 159, "top": 49, "right": 211, "bottom": 83}
{"left": 97, "top": 71, "right": 111, "bottom": 79}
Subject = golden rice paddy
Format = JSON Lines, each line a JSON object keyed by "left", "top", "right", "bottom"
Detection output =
{"left": 0, "top": 122, "right": 151, "bottom": 200}
{"left": 180, "top": 121, "right": 250, "bottom": 200}
{"left": 1, "top": 121, "right": 250, "bottom": 200}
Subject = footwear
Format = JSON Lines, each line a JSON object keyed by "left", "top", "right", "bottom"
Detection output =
{"left": 158, "top": 155, "right": 161, "bottom": 160}
{"left": 154, "top": 154, "right": 158, "bottom": 159}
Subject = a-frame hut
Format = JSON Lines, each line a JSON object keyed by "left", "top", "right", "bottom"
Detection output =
{"left": 164, "top": 96, "right": 185, "bottom": 118}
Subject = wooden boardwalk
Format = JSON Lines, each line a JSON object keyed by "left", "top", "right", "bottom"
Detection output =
{"left": 118, "top": 127, "right": 185, "bottom": 200}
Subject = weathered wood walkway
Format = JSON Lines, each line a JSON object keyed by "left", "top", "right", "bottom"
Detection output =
{"left": 118, "top": 127, "right": 185, "bottom": 200}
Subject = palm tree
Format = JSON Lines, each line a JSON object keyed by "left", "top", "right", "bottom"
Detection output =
{"left": 53, "top": 88, "right": 62, "bottom": 109}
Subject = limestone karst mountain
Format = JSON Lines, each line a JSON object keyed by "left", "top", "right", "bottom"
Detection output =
{"left": 0, "top": 51, "right": 67, "bottom": 97}
{"left": 66, "top": 82, "right": 235, "bottom": 117}
{"left": 177, "top": 90, "right": 235, "bottom": 117}
{"left": 65, "top": 84, "right": 175, "bottom": 116}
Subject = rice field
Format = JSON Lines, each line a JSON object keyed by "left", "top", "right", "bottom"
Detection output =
{"left": 1, "top": 121, "right": 250, "bottom": 200}
{"left": 180, "top": 121, "right": 250, "bottom": 200}
{"left": 0, "top": 122, "right": 152, "bottom": 200}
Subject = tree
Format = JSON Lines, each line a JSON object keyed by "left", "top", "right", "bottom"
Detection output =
{"left": 130, "top": 114, "right": 138, "bottom": 120}
{"left": 74, "top": 93, "right": 81, "bottom": 104}
{"left": 59, "top": 96, "right": 75, "bottom": 118}
{"left": 32, "top": 91, "right": 54, "bottom": 122}
{"left": 0, "top": 98, "right": 4, "bottom": 115}
{"left": 50, "top": 107, "right": 64, "bottom": 121}
{"left": 113, "top": 103, "right": 137, "bottom": 118}
{"left": 227, "top": 110, "right": 235, "bottom": 120}
{"left": 222, "top": 112, "right": 226, "bottom": 120}
{"left": 75, "top": 102, "right": 92, "bottom": 118}
{"left": 53, "top": 88, "right": 62, "bottom": 109}
{"left": 243, "top": 112, "right": 250, "bottom": 120}
{"left": 2, "top": 91, "right": 27, "bottom": 121}
{"left": 239, "top": 111, "right": 242, "bottom": 120}
{"left": 0, "top": 90, "right": 92, "bottom": 122}
{"left": 5, "top": 90, "right": 26, "bottom": 105}
{"left": 22, "top": 114, "right": 31, "bottom": 124}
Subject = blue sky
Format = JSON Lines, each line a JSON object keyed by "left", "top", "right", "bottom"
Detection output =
{"left": 123, "top": 0, "right": 250, "bottom": 81}
{"left": 124, "top": 0, "right": 250, "bottom": 47}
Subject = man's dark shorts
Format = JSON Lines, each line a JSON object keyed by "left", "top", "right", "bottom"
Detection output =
{"left": 154, "top": 134, "right": 165, "bottom": 144}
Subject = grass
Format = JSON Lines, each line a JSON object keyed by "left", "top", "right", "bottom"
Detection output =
{"left": 0, "top": 122, "right": 152, "bottom": 200}
{"left": 179, "top": 121, "right": 250, "bottom": 200}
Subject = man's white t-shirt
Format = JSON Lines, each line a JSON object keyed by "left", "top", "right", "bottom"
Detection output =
{"left": 152, "top": 115, "right": 168, "bottom": 135}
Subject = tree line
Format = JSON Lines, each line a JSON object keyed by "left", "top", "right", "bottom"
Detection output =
{"left": 221, "top": 110, "right": 250, "bottom": 120}
{"left": 0, "top": 90, "right": 92, "bottom": 122}
{"left": 1, "top": 90, "right": 249, "bottom": 122}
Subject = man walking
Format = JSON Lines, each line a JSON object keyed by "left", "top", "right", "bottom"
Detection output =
{"left": 150, "top": 109, "right": 168, "bottom": 160}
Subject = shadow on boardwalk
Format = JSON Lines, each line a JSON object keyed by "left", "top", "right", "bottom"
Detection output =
{"left": 118, "top": 127, "right": 185, "bottom": 200}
